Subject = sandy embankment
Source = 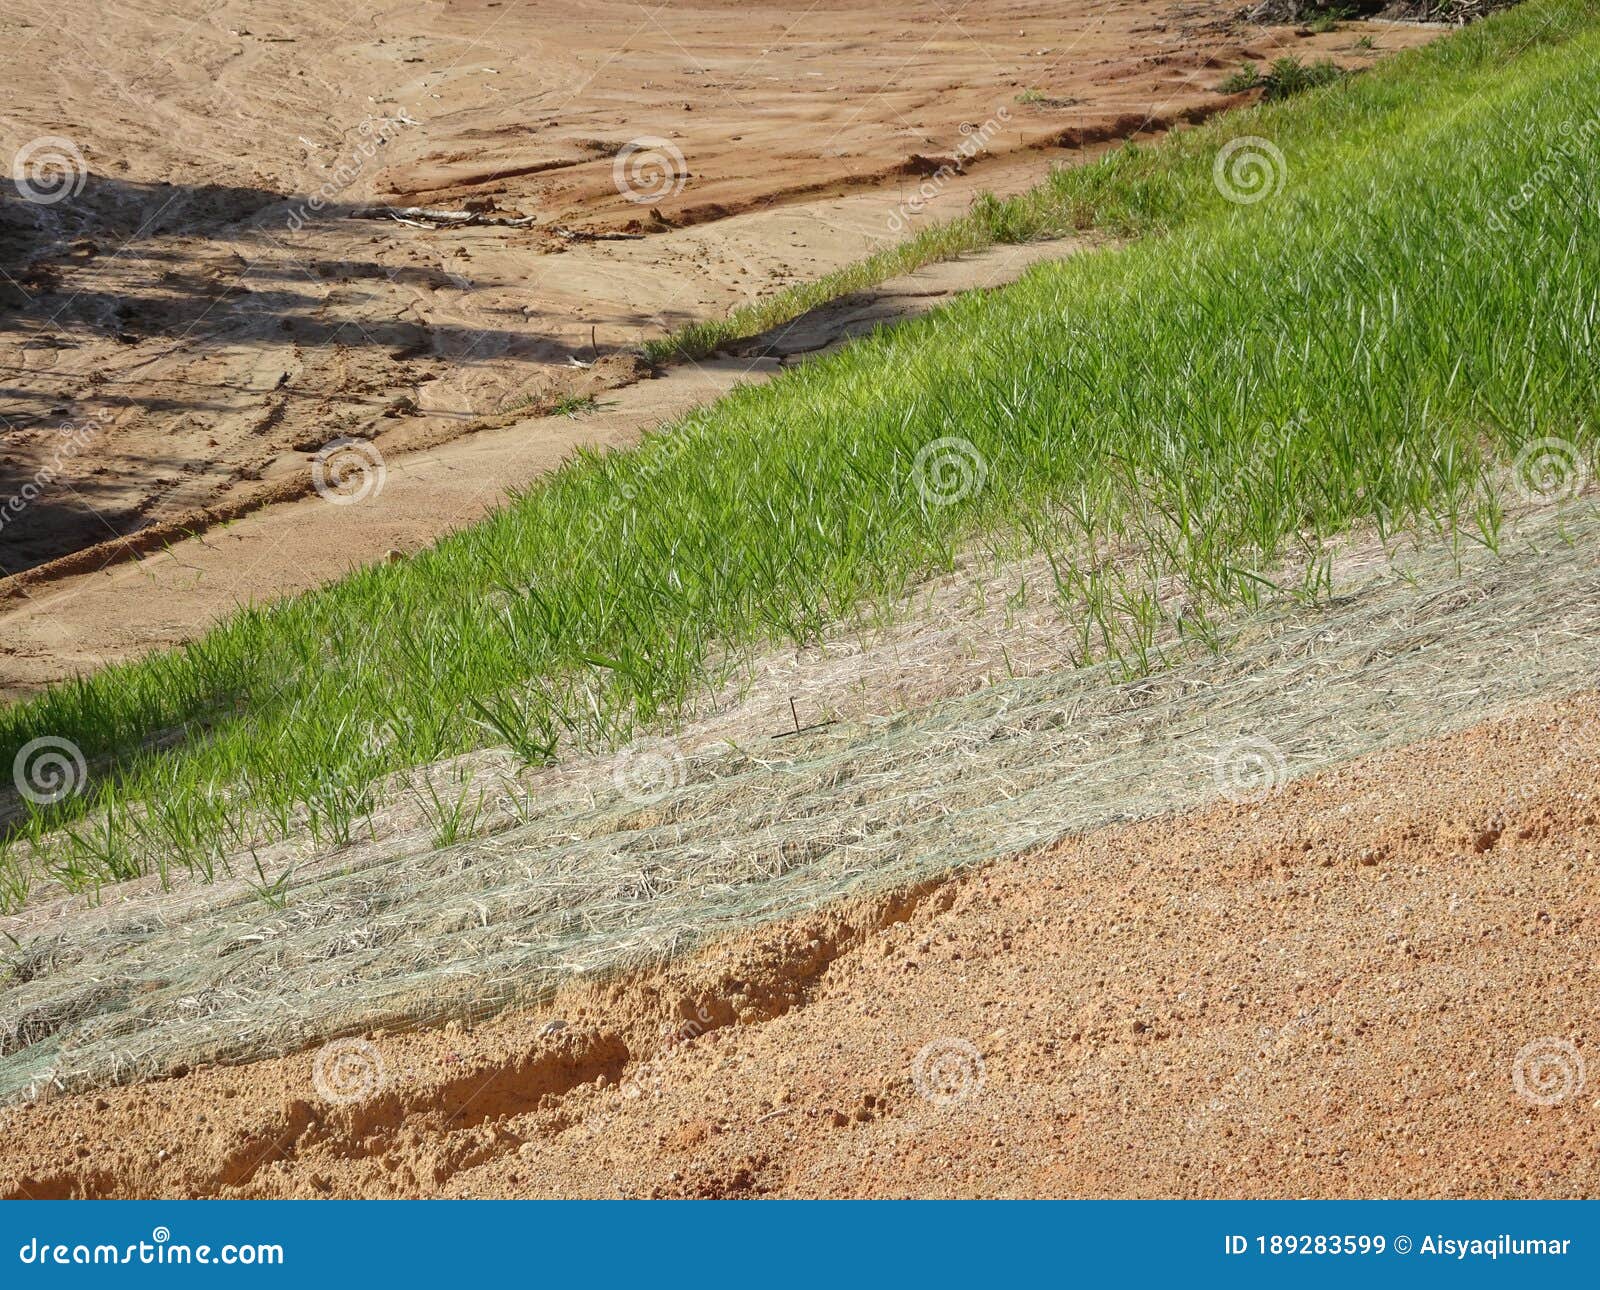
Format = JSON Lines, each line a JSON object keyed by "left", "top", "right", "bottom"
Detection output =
{"left": 0, "top": 0, "right": 1436, "bottom": 696}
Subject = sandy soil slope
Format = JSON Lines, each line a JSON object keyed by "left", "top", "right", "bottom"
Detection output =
{"left": 0, "top": 0, "right": 1433, "bottom": 603}
{"left": 1, "top": 690, "right": 1595, "bottom": 1199}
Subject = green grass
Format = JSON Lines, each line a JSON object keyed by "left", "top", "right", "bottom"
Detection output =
{"left": 1267, "top": 55, "right": 1348, "bottom": 98}
{"left": 2, "top": 0, "right": 1596, "bottom": 906}
{"left": 1218, "top": 63, "right": 1264, "bottom": 94}
{"left": 549, "top": 393, "right": 599, "bottom": 418}
{"left": 1218, "top": 55, "right": 1349, "bottom": 100}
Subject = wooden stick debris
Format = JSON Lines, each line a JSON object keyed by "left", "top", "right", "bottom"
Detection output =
{"left": 348, "top": 207, "right": 646, "bottom": 240}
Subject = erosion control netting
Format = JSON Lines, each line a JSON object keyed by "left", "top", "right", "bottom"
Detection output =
{"left": 2, "top": 503, "right": 1599, "bottom": 1102}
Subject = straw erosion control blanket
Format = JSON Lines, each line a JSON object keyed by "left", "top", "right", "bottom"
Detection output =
{"left": 3, "top": 500, "right": 1599, "bottom": 1106}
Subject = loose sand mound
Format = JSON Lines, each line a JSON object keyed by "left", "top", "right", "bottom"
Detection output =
{"left": 2, "top": 684, "right": 1595, "bottom": 1198}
